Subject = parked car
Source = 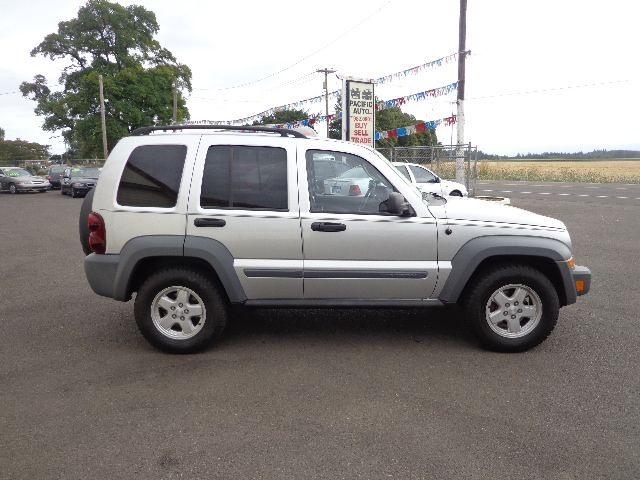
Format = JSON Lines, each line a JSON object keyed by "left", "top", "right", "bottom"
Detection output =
{"left": 323, "top": 166, "right": 374, "bottom": 196}
{"left": 46, "top": 164, "right": 69, "bottom": 189}
{"left": 0, "top": 167, "right": 51, "bottom": 193}
{"left": 80, "top": 124, "right": 590, "bottom": 354}
{"left": 393, "top": 162, "right": 468, "bottom": 197}
{"left": 61, "top": 166, "right": 101, "bottom": 198}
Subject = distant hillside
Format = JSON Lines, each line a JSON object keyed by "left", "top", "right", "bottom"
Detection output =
{"left": 478, "top": 150, "right": 640, "bottom": 160}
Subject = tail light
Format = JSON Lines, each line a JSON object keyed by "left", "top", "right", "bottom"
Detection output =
{"left": 348, "top": 184, "right": 362, "bottom": 196}
{"left": 47, "top": 175, "right": 52, "bottom": 181}
{"left": 87, "top": 212, "right": 106, "bottom": 254}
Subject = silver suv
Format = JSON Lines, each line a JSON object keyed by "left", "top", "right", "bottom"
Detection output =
{"left": 81, "top": 125, "right": 590, "bottom": 353}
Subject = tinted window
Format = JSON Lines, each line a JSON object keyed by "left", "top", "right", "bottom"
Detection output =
{"left": 117, "top": 145, "right": 186, "bottom": 208}
{"left": 50, "top": 166, "right": 67, "bottom": 174}
{"left": 306, "top": 150, "right": 396, "bottom": 215}
{"left": 409, "top": 165, "right": 437, "bottom": 183}
{"left": 200, "top": 145, "right": 287, "bottom": 210}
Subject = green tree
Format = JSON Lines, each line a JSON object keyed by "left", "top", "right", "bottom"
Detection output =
{"left": 374, "top": 107, "right": 437, "bottom": 149}
{"left": 0, "top": 127, "right": 5, "bottom": 141}
{"left": 253, "top": 109, "right": 309, "bottom": 126}
{"left": 20, "top": 0, "right": 192, "bottom": 158}
{"left": 0, "top": 139, "right": 50, "bottom": 161}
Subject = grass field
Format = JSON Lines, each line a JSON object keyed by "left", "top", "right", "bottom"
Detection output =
{"left": 474, "top": 159, "right": 640, "bottom": 183}
{"left": 425, "top": 159, "right": 640, "bottom": 184}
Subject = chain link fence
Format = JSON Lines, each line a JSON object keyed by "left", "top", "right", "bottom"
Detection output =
{"left": 377, "top": 144, "right": 478, "bottom": 196}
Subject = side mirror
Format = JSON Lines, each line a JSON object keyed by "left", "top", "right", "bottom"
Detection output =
{"left": 387, "top": 192, "right": 412, "bottom": 216}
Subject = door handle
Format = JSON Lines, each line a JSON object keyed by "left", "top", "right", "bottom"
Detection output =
{"left": 194, "top": 218, "right": 226, "bottom": 227}
{"left": 311, "top": 222, "right": 346, "bottom": 232}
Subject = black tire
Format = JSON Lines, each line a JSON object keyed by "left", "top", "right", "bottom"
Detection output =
{"left": 79, "top": 188, "right": 95, "bottom": 256}
{"left": 61, "top": 187, "right": 66, "bottom": 195}
{"left": 134, "top": 268, "right": 227, "bottom": 353}
{"left": 9, "top": 183, "right": 17, "bottom": 194}
{"left": 463, "top": 265, "right": 559, "bottom": 352}
{"left": 450, "top": 190, "right": 463, "bottom": 197}
{"left": 71, "top": 187, "right": 78, "bottom": 198}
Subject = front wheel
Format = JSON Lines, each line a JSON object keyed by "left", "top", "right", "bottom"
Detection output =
{"left": 463, "top": 265, "right": 559, "bottom": 352}
{"left": 9, "top": 183, "right": 17, "bottom": 194}
{"left": 134, "top": 268, "right": 227, "bottom": 353}
{"left": 449, "top": 190, "right": 463, "bottom": 197}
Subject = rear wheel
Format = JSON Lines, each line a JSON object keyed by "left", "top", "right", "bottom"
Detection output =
{"left": 463, "top": 265, "right": 559, "bottom": 352}
{"left": 450, "top": 190, "right": 463, "bottom": 197}
{"left": 134, "top": 268, "right": 227, "bottom": 353}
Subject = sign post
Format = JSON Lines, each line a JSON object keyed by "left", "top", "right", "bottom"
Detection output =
{"left": 342, "top": 78, "right": 375, "bottom": 147}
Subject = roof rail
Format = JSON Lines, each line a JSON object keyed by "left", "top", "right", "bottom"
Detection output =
{"left": 130, "top": 124, "right": 307, "bottom": 138}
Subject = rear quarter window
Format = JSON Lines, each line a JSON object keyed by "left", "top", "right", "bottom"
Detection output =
{"left": 117, "top": 145, "right": 187, "bottom": 208}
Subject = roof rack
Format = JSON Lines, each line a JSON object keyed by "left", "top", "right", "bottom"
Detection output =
{"left": 130, "top": 124, "right": 307, "bottom": 138}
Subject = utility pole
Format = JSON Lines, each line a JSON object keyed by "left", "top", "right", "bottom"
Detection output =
{"left": 172, "top": 81, "right": 178, "bottom": 124}
{"left": 317, "top": 68, "right": 336, "bottom": 137}
{"left": 98, "top": 75, "right": 108, "bottom": 159}
{"left": 455, "top": 0, "right": 468, "bottom": 184}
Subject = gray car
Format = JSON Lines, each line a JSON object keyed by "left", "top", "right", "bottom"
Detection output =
{"left": 0, "top": 167, "right": 51, "bottom": 193}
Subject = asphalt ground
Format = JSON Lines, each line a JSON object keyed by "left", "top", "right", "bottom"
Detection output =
{"left": 475, "top": 180, "right": 640, "bottom": 206}
{"left": 1, "top": 187, "right": 638, "bottom": 479}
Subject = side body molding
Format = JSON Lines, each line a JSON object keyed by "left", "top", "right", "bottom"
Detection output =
{"left": 438, "top": 235, "right": 576, "bottom": 305}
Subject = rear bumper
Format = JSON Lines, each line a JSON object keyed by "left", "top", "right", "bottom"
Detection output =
{"left": 572, "top": 265, "right": 591, "bottom": 297}
{"left": 84, "top": 253, "right": 123, "bottom": 300}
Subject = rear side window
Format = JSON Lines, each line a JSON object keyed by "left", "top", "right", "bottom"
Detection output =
{"left": 117, "top": 145, "right": 187, "bottom": 208}
{"left": 200, "top": 145, "right": 288, "bottom": 210}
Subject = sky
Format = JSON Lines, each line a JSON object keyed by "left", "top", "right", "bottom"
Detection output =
{"left": 0, "top": 0, "right": 638, "bottom": 156}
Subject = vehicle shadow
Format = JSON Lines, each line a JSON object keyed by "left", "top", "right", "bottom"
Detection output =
{"left": 218, "top": 306, "right": 477, "bottom": 350}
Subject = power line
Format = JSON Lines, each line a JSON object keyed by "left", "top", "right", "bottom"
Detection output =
{"left": 467, "top": 79, "right": 634, "bottom": 101}
{"left": 195, "top": 0, "right": 393, "bottom": 92}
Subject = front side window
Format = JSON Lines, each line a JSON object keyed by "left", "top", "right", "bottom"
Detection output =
{"left": 200, "top": 145, "right": 288, "bottom": 210}
{"left": 306, "top": 150, "right": 397, "bottom": 215}
{"left": 117, "top": 145, "right": 187, "bottom": 208}
{"left": 409, "top": 165, "right": 437, "bottom": 183}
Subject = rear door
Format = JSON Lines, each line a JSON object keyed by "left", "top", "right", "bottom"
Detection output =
{"left": 300, "top": 146, "right": 439, "bottom": 300}
{"left": 186, "top": 136, "right": 302, "bottom": 300}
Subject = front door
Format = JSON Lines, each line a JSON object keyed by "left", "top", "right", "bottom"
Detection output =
{"left": 300, "top": 147, "right": 439, "bottom": 300}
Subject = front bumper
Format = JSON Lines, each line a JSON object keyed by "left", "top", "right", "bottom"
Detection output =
{"left": 70, "top": 186, "right": 94, "bottom": 196}
{"left": 15, "top": 182, "right": 50, "bottom": 191}
{"left": 572, "top": 265, "right": 591, "bottom": 296}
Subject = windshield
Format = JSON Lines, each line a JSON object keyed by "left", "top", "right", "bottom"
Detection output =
{"left": 72, "top": 167, "right": 101, "bottom": 178}
{"left": 4, "top": 168, "right": 31, "bottom": 177}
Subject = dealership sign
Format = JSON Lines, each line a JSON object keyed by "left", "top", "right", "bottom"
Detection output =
{"left": 342, "top": 78, "right": 375, "bottom": 147}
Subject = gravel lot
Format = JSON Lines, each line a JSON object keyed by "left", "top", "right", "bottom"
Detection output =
{"left": 1, "top": 189, "right": 638, "bottom": 479}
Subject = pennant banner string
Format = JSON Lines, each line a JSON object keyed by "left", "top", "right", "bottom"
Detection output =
{"left": 186, "top": 53, "right": 459, "bottom": 125}
{"left": 187, "top": 82, "right": 458, "bottom": 126}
